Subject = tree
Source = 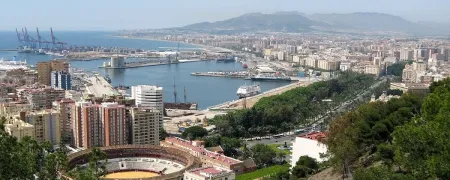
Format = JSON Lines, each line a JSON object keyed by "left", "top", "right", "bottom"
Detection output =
{"left": 159, "top": 128, "right": 169, "bottom": 141}
{"left": 291, "top": 156, "right": 319, "bottom": 178}
{"left": 181, "top": 126, "right": 208, "bottom": 140}
{"left": 250, "top": 144, "right": 277, "bottom": 168}
{"left": 354, "top": 166, "right": 416, "bottom": 180}
{"left": 88, "top": 147, "right": 108, "bottom": 178}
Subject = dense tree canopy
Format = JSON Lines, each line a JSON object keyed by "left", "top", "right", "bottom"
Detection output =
{"left": 326, "top": 94, "right": 422, "bottom": 176}
{"left": 327, "top": 78, "right": 450, "bottom": 179}
{"left": 0, "top": 127, "right": 68, "bottom": 179}
{"left": 211, "top": 72, "right": 376, "bottom": 138}
{"left": 181, "top": 126, "right": 208, "bottom": 140}
{"left": 386, "top": 62, "right": 407, "bottom": 77}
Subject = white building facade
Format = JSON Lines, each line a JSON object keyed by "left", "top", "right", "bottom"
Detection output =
{"left": 131, "top": 85, "right": 164, "bottom": 128}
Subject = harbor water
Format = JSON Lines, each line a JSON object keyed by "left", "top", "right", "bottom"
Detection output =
{"left": 0, "top": 31, "right": 291, "bottom": 109}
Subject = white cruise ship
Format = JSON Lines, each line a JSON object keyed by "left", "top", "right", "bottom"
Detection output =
{"left": 237, "top": 84, "right": 261, "bottom": 99}
{"left": 0, "top": 59, "right": 29, "bottom": 71}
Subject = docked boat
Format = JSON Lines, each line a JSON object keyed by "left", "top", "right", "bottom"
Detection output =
{"left": 216, "top": 57, "right": 235, "bottom": 63}
{"left": 237, "top": 84, "right": 261, "bottom": 99}
{"left": 251, "top": 73, "right": 292, "bottom": 81}
{"left": 242, "top": 63, "right": 248, "bottom": 68}
{"left": 0, "top": 58, "right": 29, "bottom": 71}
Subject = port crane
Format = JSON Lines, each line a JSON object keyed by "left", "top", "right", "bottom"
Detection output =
{"left": 15, "top": 27, "right": 68, "bottom": 51}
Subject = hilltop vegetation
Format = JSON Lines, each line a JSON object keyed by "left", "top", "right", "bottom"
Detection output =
{"left": 325, "top": 78, "right": 450, "bottom": 179}
{"left": 210, "top": 72, "right": 377, "bottom": 138}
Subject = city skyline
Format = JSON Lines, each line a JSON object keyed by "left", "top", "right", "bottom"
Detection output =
{"left": 1, "top": 0, "right": 449, "bottom": 31}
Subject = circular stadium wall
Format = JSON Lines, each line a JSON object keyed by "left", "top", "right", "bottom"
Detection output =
{"left": 64, "top": 145, "right": 201, "bottom": 180}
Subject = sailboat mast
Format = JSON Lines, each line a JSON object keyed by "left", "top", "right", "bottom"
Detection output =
{"left": 173, "top": 77, "right": 177, "bottom": 103}
{"left": 184, "top": 86, "right": 187, "bottom": 103}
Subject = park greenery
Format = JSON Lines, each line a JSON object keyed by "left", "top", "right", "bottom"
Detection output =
{"left": 0, "top": 117, "right": 68, "bottom": 180}
{"left": 325, "top": 78, "right": 450, "bottom": 179}
{"left": 181, "top": 126, "right": 208, "bottom": 140}
{"left": 236, "top": 165, "right": 290, "bottom": 180}
{"left": 211, "top": 72, "right": 377, "bottom": 138}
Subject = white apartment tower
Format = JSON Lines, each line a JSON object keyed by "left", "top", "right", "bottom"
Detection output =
{"left": 131, "top": 85, "right": 164, "bottom": 128}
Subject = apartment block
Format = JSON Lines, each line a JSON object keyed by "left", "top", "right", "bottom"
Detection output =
{"left": 23, "top": 87, "right": 65, "bottom": 110}
{"left": 52, "top": 99, "right": 75, "bottom": 143}
{"left": 37, "top": 60, "right": 69, "bottom": 86}
{"left": 51, "top": 71, "right": 72, "bottom": 90}
{"left": 131, "top": 85, "right": 163, "bottom": 128}
{"left": 71, "top": 102, "right": 127, "bottom": 148}
{"left": 22, "top": 110, "right": 61, "bottom": 145}
{"left": 130, "top": 107, "right": 160, "bottom": 145}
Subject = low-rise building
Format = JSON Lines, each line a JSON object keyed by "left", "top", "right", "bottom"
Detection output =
{"left": 390, "top": 83, "right": 430, "bottom": 96}
{"left": 291, "top": 132, "right": 327, "bottom": 169}
{"left": 364, "top": 65, "right": 381, "bottom": 77}
{"left": 184, "top": 167, "right": 235, "bottom": 180}
{"left": 161, "top": 137, "right": 256, "bottom": 174}
{"left": 4, "top": 119, "right": 35, "bottom": 141}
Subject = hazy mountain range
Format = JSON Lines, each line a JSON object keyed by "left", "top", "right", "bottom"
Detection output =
{"left": 182, "top": 12, "right": 449, "bottom": 35}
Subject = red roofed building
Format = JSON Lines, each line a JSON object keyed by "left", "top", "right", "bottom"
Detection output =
{"left": 184, "top": 167, "right": 235, "bottom": 180}
{"left": 161, "top": 137, "right": 256, "bottom": 174}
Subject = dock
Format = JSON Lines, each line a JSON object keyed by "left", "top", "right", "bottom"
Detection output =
{"left": 99, "top": 59, "right": 212, "bottom": 69}
{"left": 190, "top": 71, "right": 249, "bottom": 79}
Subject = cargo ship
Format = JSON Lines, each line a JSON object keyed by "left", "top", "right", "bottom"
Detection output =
{"left": 237, "top": 84, "right": 261, "bottom": 98}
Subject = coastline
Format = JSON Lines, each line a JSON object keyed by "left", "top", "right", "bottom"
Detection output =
{"left": 110, "top": 35, "right": 207, "bottom": 49}
{"left": 111, "top": 35, "right": 235, "bottom": 52}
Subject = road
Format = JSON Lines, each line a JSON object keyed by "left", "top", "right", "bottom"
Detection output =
{"left": 245, "top": 77, "right": 388, "bottom": 147}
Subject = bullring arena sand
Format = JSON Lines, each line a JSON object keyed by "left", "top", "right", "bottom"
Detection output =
{"left": 103, "top": 171, "right": 159, "bottom": 179}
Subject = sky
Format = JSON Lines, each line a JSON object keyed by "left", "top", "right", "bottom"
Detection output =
{"left": 1, "top": 0, "right": 449, "bottom": 31}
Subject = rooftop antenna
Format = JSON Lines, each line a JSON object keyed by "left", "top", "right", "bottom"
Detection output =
{"left": 184, "top": 86, "right": 187, "bottom": 103}
{"left": 173, "top": 77, "right": 177, "bottom": 103}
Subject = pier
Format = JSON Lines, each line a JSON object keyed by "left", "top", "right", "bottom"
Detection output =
{"left": 99, "top": 58, "right": 214, "bottom": 69}
{"left": 190, "top": 71, "right": 249, "bottom": 79}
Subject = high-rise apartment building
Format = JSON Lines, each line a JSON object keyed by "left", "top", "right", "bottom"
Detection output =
{"left": 71, "top": 102, "right": 127, "bottom": 148}
{"left": 37, "top": 60, "right": 69, "bottom": 85}
{"left": 400, "top": 49, "right": 413, "bottom": 61}
{"left": 53, "top": 99, "right": 75, "bottom": 143}
{"left": 131, "top": 85, "right": 163, "bottom": 128}
{"left": 22, "top": 110, "right": 61, "bottom": 145}
{"left": 130, "top": 107, "right": 160, "bottom": 145}
{"left": 51, "top": 71, "right": 72, "bottom": 90}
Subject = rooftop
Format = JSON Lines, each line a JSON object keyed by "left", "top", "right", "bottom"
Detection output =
{"left": 85, "top": 75, "right": 119, "bottom": 98}
{"left": 299, "top": 131, "right": 327, "bottom": 141}
{"left": 165, "top": 137, "right": 242, "bottom": 165}
{"left": 187, "top": 167, "right": 232, "bottom": 178}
